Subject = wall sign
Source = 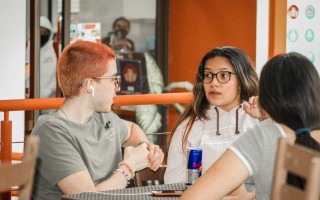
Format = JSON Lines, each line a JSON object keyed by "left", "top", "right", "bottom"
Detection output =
{"left": 287, "top": 0, "right": 320, "bottom": 71}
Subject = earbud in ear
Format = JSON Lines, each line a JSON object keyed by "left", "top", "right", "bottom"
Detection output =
{"left": 90, "top": 85, "right": 94, "bottom": 97}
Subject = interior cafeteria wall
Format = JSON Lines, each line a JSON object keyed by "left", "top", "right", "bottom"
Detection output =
{"left": 0, "top": 0, "right": 26, "bottom": 153}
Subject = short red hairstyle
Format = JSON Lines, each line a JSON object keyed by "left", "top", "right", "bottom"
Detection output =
{"left": 57, "top": 40, "right": 115, "bottom": 98}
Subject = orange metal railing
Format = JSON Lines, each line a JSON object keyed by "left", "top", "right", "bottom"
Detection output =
{"left": 0, "top": 92, "right": 193, "bottom": 164}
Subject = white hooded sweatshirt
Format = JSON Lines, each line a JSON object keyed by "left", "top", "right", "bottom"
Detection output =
{"left": 164, "top": 103, "right": 260, "bottom": 184}
{"left": 39, "top": 16, "right": 57, "bottom": 98}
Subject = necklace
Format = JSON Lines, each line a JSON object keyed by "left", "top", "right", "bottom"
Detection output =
{"left": 59, "top": 107, "right": 70, "bottom": 120}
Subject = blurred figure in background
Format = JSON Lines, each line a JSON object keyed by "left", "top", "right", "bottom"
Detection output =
{"left": 102, "top": 16, "right": 135, "bottom": 53}
{"left": 39, "top": 16, "right": 57, "bottom": 98}
{"left": 25, "top": 16, "right": 57, "bottom": 100}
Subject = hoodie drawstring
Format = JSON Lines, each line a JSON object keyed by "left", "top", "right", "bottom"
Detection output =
{"left": 214, "top": 107, "right": 221, "bottom": 136}
{"left": 235, "top": 105, "right": 242, "bottom": 134}
{"left": 215, "top": 104, "right": 242, "bottom": 136}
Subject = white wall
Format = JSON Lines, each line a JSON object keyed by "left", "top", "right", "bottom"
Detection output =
{"left": 123, "top": 0, "right": 156, "bottom": 19}
{"left": 256, "top": 0, "right": 269, "bottom": 76}
{"left": 286, "top": 0, "right": 320, "bottom": 71}
{"left": 0, "top": 0, "right": 26, "bottom": 152}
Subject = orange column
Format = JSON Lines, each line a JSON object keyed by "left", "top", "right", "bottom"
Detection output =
{"left": 269, "top": 0, "right": 287, "bottom": 57}
{"left": 168, "top": 0, "right": 257, "bottom": 131}
{"left": 1, "top": 111, "right": 12, "bottom": 163}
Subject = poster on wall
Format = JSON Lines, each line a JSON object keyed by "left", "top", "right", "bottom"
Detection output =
{"left": 118, "top": 59, "right": 143, "bottom": 95}
{"left": 287, "top": 0, "right": 320, "bottom": 71}
{"left": 117, "top": 59, "right": 143, "bottom": 111}
{"left": 70, "top": 23, "right": 101, "bottom": 44}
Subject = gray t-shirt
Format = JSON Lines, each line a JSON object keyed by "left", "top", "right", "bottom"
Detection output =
{"left": 31, "top": 111, "right": 128, "bottom": 200}
{"left": 228, "top": 123, "right": 285, "bottom": 200}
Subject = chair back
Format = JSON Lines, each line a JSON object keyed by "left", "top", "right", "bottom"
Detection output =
{"left": 0, "top": 136, "right": 39, "bottom": 200}
{"left": 134, "top": 145, "right": 167, "bottom": 187}
{"left": 134, "top": 165, "right": 167, "bottom": 187}
{"left": 271, "top": 138, "right": 320, "bottom": 200}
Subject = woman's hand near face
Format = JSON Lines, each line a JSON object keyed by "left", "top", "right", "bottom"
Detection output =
{"left": 243, "top": 96, "right": 269, "bottom": 121}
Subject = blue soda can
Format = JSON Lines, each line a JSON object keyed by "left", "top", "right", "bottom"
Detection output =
{"left": 186, "top": 147, "right": 202, "bottom": 186}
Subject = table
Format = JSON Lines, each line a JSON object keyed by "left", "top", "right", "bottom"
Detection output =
{"left": 61, "top": 183, "right": 186, "bottom": 200}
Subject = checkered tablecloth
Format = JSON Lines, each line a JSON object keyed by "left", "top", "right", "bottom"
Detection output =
{"left": 61, "top": 183, "right": 186, "bottom": 200}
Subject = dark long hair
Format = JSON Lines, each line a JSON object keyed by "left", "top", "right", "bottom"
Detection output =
{"left": 167, "top": 46, "right": 258, "bottom": 153}
{"left": 259, "top": 52, "right": 320, "bottom": 188}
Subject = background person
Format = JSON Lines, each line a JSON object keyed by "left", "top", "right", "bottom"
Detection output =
{"left": 26, "top": 16, "right": 57, "bottom": 99}
{"left": 102, "top": 16, "right": 135, "bottom": 53}
{"left": 164, "top": 47, "right": 263, "bottom": 195}
{"left": 103, "top": 18, "right": 165, "bottom": 135}
{"left": 180, "top": 52, "right": 320, "bottom": 200}
{"left": 39, "top": 16, "right": 57, "bottom": 99}
{"left": 31, "top": 40, "right": 164, "bottom": 200}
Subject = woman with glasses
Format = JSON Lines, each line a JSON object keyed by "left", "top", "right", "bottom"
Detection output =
{"left": 31, "top": 40, "right": 164, "bottom": 200}
{"left": 180, "top": 52, "right": 320, "bottom": 200}
{"left": 165, "top": 47, "right": 268, "bottom": 195}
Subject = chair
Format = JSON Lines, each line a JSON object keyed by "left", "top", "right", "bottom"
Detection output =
{"left": 0, "top": 136, "right": 39, "bottom": 200}
{"left": 134, "top": 145, "right": 167, "bottom": 187}
{"left": 134, "top": 165, "right": 167, "bottom": 187}
{"left": 271, "top": 138, "right": 320, "bottom": 200}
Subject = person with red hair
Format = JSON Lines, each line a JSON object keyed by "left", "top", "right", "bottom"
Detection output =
{"left": 31, "top": 40, "right": 164, "bottom": 200}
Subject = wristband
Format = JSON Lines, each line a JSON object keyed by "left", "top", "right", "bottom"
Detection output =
{"left": 114, "top": 168, "right": 131, "bottom": 186}
{"left": 118, "top": 161, "right": 135, "bottom": 178}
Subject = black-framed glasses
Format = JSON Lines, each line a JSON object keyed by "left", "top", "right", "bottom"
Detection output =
{"left": 202, "top": 71, "right": 236, "bottom": 84}
{"left": 93, "top": 75, "right": 121, "bottom": 90}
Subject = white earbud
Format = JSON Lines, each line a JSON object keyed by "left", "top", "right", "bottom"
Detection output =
{"left": 90, "top": 85, "right": 94, "bottom": 97}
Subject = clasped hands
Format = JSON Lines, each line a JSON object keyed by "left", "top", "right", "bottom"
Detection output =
{"left": 122, "top": 143, "right": 164, "bottom": 174}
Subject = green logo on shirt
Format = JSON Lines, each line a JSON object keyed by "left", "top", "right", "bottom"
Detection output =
{"left": 105, "top": 128, "right": 115, "bottom": 141}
